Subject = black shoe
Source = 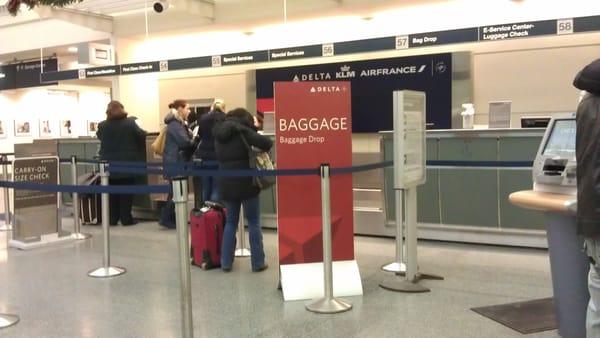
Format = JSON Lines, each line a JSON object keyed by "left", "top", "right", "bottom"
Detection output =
{"left": 121, "top": 220, "right": 138, "bottom": 226}
{"left": 159, "top": 221, "right": 176, "bottom": 229}
{"left": 252, "top": 264, "right": 268, "bottom": 272}
{"left": 222, "top": 267, "right": 232, "bottom": 272}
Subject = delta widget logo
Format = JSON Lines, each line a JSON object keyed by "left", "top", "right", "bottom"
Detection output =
{"left": 435, "top": 61, "right": 447, "bottom": 74}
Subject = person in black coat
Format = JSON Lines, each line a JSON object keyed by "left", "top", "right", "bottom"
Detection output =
{"left": 214, "top": 108, "right": 272, "bottom": 272}
{"left": 193, "top": 99, "right": 226, "bottom": 203}
{"left": 97, "top": 100, "right": 147, "bottom": 225}
{"left": 574, "top": 58, "right": 600, "bottom": 335}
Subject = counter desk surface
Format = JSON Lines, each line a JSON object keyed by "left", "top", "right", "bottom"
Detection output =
{"left": 509, "top": 190, "right": 576, "bottom": 214}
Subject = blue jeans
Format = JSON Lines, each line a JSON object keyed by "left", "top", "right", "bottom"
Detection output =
{"left": 201, "top": 162, "right": 219, "bottom": 202}
{"left": 586, "top": 238, "right": 600, "bottom": 337}
{"left": 221, "top": 196, "right": 265, "bottom": 270}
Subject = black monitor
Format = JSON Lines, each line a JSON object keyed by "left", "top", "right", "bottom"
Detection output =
{"left": 521, "top": 116, "right": 551, "bottom": 128}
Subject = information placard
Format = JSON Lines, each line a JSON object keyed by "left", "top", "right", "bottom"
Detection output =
{"left": 12, "top": 156, "right": 59, "bottom": 241}
{"left": 393, "top": 91, "right": 426, "bottom": 189}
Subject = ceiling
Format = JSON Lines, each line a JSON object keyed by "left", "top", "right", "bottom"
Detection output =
{"left": 69, "top": 0, "right": 150, "bottom": 16}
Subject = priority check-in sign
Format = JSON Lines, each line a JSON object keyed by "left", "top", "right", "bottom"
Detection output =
{"left": 274, "top": 81, "right": 354, "bottom": 265}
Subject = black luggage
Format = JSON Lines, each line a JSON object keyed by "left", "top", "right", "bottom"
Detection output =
{"left": 77, "top": 172, "right": 101, "bottom": 225}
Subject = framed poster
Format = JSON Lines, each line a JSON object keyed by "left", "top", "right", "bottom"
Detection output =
{"left": 39, "top": 119, "right": 52, "bottom": 138}
{"left": 60, "top": 120, "right": 72, "bottom": 137}
{"left": 0, "top": 120, "right": 6, "bottom": 138}
{"left": 14, "top": 120, "right": 31, "bottom": 137}
{"left": 87, "top": 121, "right": 99, "bottom": 137}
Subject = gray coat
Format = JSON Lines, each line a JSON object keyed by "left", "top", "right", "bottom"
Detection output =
{"left": 163, "top": 113, "right": 195, "bottom": 176}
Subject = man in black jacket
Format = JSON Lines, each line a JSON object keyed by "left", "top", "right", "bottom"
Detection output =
{"left": 574, "top": 58, "right": 600, "bottom": 336}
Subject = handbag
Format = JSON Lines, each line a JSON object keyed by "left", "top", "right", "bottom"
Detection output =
{"left": 151, "top": 126, "right": 167, "bottom": 156}
{"left": 240, "top": 133, "right": 275, "bottom": 190}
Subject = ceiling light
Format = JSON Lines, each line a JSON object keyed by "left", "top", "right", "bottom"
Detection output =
{"left": 68, "top": 46, "right": 78, "bottom": 53}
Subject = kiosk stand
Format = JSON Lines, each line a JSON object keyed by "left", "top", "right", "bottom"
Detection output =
{"left": 381, "top": 190, "right": 406, "bottom": 273}
{"left": 379, "top": 90, "right": 443, "bottom": 293}
{"left": 510, "top": 113, "right": 588, "bottom": 338}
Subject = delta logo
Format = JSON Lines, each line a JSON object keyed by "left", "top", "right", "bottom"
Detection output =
{"left": 310, "top": 86, "right": 343, "bottom": 93}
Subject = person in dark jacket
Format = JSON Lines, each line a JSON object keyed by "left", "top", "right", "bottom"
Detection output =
{"left": 97, "top": 100, "right": 147, "bottom": 225}
{"left": 214, "top": 108, "right": 272, "bottom": 272}
{"left": 574, "top": 58, "right": 600, "bottom": 335}
{"left": 193, "top": 99, "right": 226, "bottom": 203}
{"left": 159, "top": 99, "right": 195, "bottom": 228}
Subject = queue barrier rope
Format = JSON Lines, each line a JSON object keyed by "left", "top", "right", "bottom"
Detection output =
{"left": 0, "top": 180, "right": 170, "bottom": 194}
{"left": 0, "top": 159, "right": 534, "bottom": 195}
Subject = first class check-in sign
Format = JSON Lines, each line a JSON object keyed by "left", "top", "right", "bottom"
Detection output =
{"left": 274, "top": 81, "right": 354, "bottom": 265}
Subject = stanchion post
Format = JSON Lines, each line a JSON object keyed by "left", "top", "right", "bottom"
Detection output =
{"left": 306, "top": 164, "right": 352, "bottom": 314}
{"left": 405, "top": 187, "right": 418, "bottom": 281}
{"left": 0, "top": 313, "right": 19, "bottom": 329}
{"left": 88, "top": 161, "right": 126, "bottom": 278}
{"left": 173, "top": 177, "right": 194, "bottom": 338}
{"left": 70, "top": 156, "right": 90, "bottom": 240}
{"left": 381, "top": 189, "right": 406, "bottom": 273}
{"left": 235, "top": 205, "right": 250, "bottom": 257}
{"left": 1, "top": 155, "right": 12, "bottom": 232}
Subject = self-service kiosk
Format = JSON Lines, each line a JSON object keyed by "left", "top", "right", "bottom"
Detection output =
{"left": 511, "top": 112, "right": 588, "bottom": 338}
{"left": 533, "top": 114, "right": 577, "bottom": 196}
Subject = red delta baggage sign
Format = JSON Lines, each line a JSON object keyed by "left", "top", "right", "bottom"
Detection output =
{"left": 275, "top": 81, "right": 354, "bottom": 265}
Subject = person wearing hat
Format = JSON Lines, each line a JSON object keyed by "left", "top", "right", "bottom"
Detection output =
{"left": 574, "top": 58, "right": 600, "bottom": 336}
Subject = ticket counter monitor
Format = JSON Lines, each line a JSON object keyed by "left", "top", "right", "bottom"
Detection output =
{"left": 510, "top": 113, "right": 588, "bottom": 338}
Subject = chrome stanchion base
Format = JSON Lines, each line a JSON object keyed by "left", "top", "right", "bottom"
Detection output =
{"left": 0, "top": 314, "right": 19, "bottom": 329}
{"left": 87, "top": 266, "right": 126, "bottom": 278}
{"left": 380, "top": 271, "right": 443, "bottom": 293}
{"left": 380, "top": 276, "right": 430, "bottom": 293}
{"left": 234, "top": 248, "right": 251, "bottom": 257}
{"left": 71, "top": 233, "right": 91, "bottom": 240}
{"left": 0, "top": 224, "right": 12, "bottom": 232}
{"left": 392, "top": 271, "right": 445, "bottom": 280}
{"left": 306, "top": 297, "right": 352, "bottom": 314}
{"left": 381, "top": 262, "right": 406, "bottom": 273}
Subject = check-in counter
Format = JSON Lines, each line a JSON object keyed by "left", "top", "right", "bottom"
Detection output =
{"left": 53, "top": 129, "right": 549, "bottom": 248}
{"left": 380, "top": 128, "right": 547, "bottom": 247}
{"left": 57, "top": 136, "right": 156, "bottom": 218}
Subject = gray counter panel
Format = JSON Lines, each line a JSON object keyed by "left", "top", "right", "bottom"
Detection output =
{"left": 498, "top": 136, "right": 544, "bottom": 230}
{"left": 380, "top": 129, "right": 545, "bottom": 244}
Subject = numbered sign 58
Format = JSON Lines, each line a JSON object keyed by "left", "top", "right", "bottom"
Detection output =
{"left": 557, "top": 19, "right": 573, "bottom": 35}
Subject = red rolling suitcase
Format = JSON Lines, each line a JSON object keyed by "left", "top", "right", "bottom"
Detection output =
{"left": 190, "top": 201, "right": 225, "bottom": 270}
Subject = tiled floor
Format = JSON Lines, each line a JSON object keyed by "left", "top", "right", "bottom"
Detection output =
{"left": 0, "top": 219, "right": 558, "bottom": 337}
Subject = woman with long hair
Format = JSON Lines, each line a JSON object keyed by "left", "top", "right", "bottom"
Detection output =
{"left": 159, "top": 99, "right": 196, "bottom": 228}
{"left": 214, "top": 108, "right": 272, "bottom": 272}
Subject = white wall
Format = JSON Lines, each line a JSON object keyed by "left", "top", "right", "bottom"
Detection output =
{"left": 0, "top": 85, "right": 110, "bottom": 153}
{"left": 472, "top": 36, "right": 600, "bottom": 127}
{"left": 158, "top": 73, "right": 247, "bottom": 127}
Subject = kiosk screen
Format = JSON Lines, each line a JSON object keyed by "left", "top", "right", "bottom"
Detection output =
{"left": 543, "top": 119, "right": 576, "bottom": 158}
